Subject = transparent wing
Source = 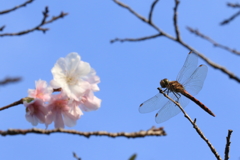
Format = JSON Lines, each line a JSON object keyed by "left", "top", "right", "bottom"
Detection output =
{"left": 155, "top": 94, "right": 190, "bottom": 123}
{"left": 182, "top": 64, "right": 208, "bottom": 96}
{"left": 177, "top": 52, "right": 198, "bottom": 84}
{"left": 139, "top": 92, "right": 171, "bottom": 113}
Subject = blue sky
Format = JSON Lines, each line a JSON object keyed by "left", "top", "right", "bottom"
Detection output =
{"left": 0, "top": 0, "right": 240, "bottom": 159}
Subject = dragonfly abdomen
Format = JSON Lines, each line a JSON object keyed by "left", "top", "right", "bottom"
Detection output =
{"left": 182, "top": 91, "right": 215, "bottom": 117}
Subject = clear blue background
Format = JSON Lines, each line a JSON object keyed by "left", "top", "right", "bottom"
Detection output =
{"left": 0, "top": 0, "right": 240, "bottom": 159}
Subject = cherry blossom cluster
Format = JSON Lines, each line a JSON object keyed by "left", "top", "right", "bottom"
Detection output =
{"left": 24, "top": 52, "right": 101, "bottom": 128}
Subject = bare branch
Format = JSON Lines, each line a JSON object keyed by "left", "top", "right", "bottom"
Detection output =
{"left": 149, "top": 0, "right": 159, "bottom": 24}
{"left": 112, "top": 0, "right": 240, "bottom": 83}
{"left": 157, "top": 88, "right": 222, "bottom": 160}
{"left": 220, "top": 10, "right": 240, "bottom": 25}
{"left": 0, "top": 7, "right": 68, "bottom": 37}
{"left": 182, "top": 44, "right": 240, "bottom": 83}
{"left": 0, "top": 127, "right": 166, "bottom": 138}
{"left": 0, "top": 99, "right": 23, "bottom": 111}
{"left": 187, "top": 27, "right": 240, "bottom": 55}
{"left": 53, "top": 88, "right": 62, "bottom": 92}
{"left": 110, "top": 33, "right": 162, "bottom": 43}
{"left": 0, "top": 26, "right": 5, "bottom": 32}
{"left": 113, "top": 0, "right": 174, "bottom": 39}
{"left": 224, "top": 130, "right": 233, "bottom": 160}
{"left": 227, "top": 3, "right": 240, "bottom": 8}
{"left": 73, "top": 152, "right": 81, "bottom": 160}
{"left": 173, "top": 0, "right": 181, "bottom": 41}
{"left": 0, "top": 0, "right": 34, "bottom": 15}
{"left": 129, "top": 154, "right": 137, "bottom": 160}
{"left": 0, "top": 77, "right": 21, "bottom": 86}
{"left": 113, "top": 0, "right": 148, "bottom": 23}
{"left": 0, "top": 88, "right": 62, "bottom": 111}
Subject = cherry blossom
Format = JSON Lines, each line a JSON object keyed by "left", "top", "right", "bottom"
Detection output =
{"left": 78, "top": 68, "right": 101, "bottom": 111}
{"left": 23, "top": 52, "right": 101, "bottom": 128}
{"left": 24, "top": 99, "right": 48, "bottom": 126}
{"left": 28, "top": 79, "right": 52, "bottom": 102}
{"left": 79, "top": 89, "right": 101, "bottom": 112}
{"left": 45, "top": 93, "right": 83, "bottom": 128}
{"left": 51, "top": 52, "right": 93, "bottom": 101}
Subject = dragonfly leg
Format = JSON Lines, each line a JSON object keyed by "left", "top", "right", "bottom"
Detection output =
{"left": 172, "top": 92, "right": 181, "bottom": 102}
{"left": 163, "top": 88, "right": 168, "bottom": 93}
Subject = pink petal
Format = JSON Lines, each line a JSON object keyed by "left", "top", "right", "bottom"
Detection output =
{"left": 79, "top": 91, "right": 101, "bottom": 112}
{"left": 54, "top": 111, "right": 64, "bottom": 128}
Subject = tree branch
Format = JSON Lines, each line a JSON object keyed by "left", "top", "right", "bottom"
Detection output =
{"left": 220, "top": 10, "right": 240, "bottom": 25}
{"left": 173, "top": 0, "right": 181, "bottom": 41}
{"left": 187, "top": 27, "right": 240, "bottom": 55}
{"left": 227, "top": 2, "right": 240, "bottom": 8}
{"left": 0, "top": 77, "right": 21, "bottom": 86}
{"left": 73, "top": 152, "right": 81, "bottom": 160}
{"left": 113, "top": 0, "right": 148, "bottom": 23}
{"left": 0, "top": 127, "right": 166, "bottom": 138}
{"left": 0, "top": 26, "right": 5, "bottom": 32}
{"left": 0, "top": 87, "right": 63, "bottom": 111}
{"left": 0, "top": 99, "right": 23, "bottom": 111}
{"left": 149, "top": 0, "right": 159, "bottom": 24}
{"left": 112, "top": 0, "right": 240, "bottom": 83}
{"left": 224, "top": 130, "right": 233, "bottom": 160}
{"left": 157, "top": 87, "right": 222, "bottom": 160}
{"left": 110, "top": 33, "right": 162, "bottom": 43}
{"left": 129, "top": 154, "right": 137, "bottom": 160}
{"left": 0, "top": 6, "right": 68, "bottom": 37}
{"left": 112, "top": 0, "right": 176, "bottom": 42}
{"left": 0, "top": 0, "right": 34, "bottom": 15}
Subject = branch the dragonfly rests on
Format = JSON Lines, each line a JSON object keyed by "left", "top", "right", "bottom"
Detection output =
{"left": 157, "top": 87, "right": 222, "bottom": 160}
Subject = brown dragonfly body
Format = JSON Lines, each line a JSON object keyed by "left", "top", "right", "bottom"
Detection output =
{"left": 160, "top": 78, "right": 215, "bottom": 117}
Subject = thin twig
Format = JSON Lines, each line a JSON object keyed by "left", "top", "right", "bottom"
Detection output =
{"left": 0, "top": 77, "right": 21, "bottom": 86}
{"left": 173, "top": 0, "right": 181, "bottom": 41}
{"left": 187, "top": 27, "right": 240, "bottom": 55}
{"left": 0, "top": 7, "right": 68, "bottom": 37}
{"left": 111, "top": 33, "right": 162, "bottom": 43}
{"left": 0, "top": 99, "right": 23, "bottom": 111}
{"left": 224, "top": 130, "right": 233, "bottom": 160}
{"left": 149, "top": 0, "right": 159, "bottom": 24}
{"left": 113, "top": 0, "right": 148, "bottom": 23}
{"left": 0, "top": 127, "right": 166, "bottom": 138}
{"left": 157, "top": 87, "right": 222, "bottom": 160}
{"left": 73, "top": 152, "right": 81, "bottom": 160}
{"left": 220, "top": 10, "right": 240, "bottom": 25}
{"left": 112, "top": 0, "right": 240, "bottom": 83}
{"left": 0, "top": 26, "right": 5, "bottom": 32}
{"left": 0, "top": 88, "right": 62, "bottom": 111}
{"left": 0, "top": 0, "right": 34, "bottom": 15}
{"left": 227, "top": 3, "right": 240, "bottom": 8}
{"left": 129, "top": 154, "right": 137, "bottom": 160}
{"left": 181, "top": 44, "right": 240, "bottom": 83}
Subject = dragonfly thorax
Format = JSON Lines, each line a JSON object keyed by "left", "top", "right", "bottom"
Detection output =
{"left": 160, "top": 78, "right": 170, "bottom": 88}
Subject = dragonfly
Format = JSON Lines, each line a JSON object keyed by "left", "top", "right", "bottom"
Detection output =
{"left": 139, "top": 51, "right": 215, "bottom": 123}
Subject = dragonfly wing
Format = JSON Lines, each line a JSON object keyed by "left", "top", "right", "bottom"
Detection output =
{"left": 177, "top": 52, "right": 198, "bottom": 84}
{"left": 139, "top": 93, "right": 169, "bottom": 113}
{"left": 155, "top": 95, "right": 190, "bottom": 123}
{"left": 182, "top": 64, "right": 208, "bottom": 96}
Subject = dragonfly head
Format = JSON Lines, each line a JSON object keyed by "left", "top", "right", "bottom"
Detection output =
{"left": 160, "top": 78, "right": 169, "bottom": 88}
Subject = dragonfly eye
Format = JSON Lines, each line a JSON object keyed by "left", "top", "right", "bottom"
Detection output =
{"left": 160, "top": 78, "right": 169, "bottom": 88}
